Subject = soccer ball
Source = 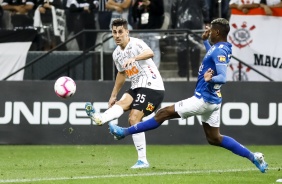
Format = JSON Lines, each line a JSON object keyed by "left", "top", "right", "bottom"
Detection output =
{"left": 54, "top": 76, "right": 76, "bottom": 98}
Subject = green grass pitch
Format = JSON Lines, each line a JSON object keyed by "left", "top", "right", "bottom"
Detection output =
{"left": 0, "top": 145, "right": 281, "bottom": 184}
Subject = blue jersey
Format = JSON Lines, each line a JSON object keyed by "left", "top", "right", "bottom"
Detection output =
{"left": 194, "top": 41, "right": 232, "bottom": 104}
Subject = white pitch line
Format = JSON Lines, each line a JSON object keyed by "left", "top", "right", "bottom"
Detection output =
{"left": 0, "top": 168, "right": 277, "bottom": 183}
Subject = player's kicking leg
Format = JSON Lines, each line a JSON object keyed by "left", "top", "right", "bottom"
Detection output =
{"left": 109, "top": 105, "right": 177, "bottom": 140}
{"left": 85, "top": 102, "right": 124, "bottom": 126}
{"left": 109, "top": 116, "right": 164, "bottom": 140}
{"left": 85, "top": 102, "right": 103, "bottom": 125}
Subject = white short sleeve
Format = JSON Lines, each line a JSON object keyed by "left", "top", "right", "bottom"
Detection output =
{"left": 229, "top": 0, "right": 239, "bottom": 4}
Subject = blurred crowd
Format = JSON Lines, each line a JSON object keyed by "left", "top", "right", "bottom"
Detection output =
{"left": 0, "top": 0, "right": 281, "bottom": 75}
{"left": 0, "top": 0, "right": 228, "bottom": 51}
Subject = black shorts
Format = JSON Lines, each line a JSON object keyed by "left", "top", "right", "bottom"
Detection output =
{"left": 126, "top": 88, "right": 165, "bottom": 116}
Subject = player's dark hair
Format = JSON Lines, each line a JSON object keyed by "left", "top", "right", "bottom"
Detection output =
{"left": 111, "top": 18, "right": 128, "bottom": 30}
{"left": 211, "top": 18, "right": 230, "bottom": 37}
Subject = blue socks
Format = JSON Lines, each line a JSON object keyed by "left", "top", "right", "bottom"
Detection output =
{"left": 123, "top": 117, "right": 161, "bottom": 136}
{"left": 220, "top": 136, "right": 254, "bottom": 162}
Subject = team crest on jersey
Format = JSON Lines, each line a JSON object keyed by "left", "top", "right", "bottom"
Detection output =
{"left": 146, "top": 103, "right": 155, "bottom": 112}
{"left": 217, "top": 55, "right": 226, "bottom": 62}
{"left": 126, "top": 50, "right": 132, "bottom": 57}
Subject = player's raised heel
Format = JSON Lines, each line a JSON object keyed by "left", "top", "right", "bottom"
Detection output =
{"left": 108, "top": 122, "right": 125, "bottom": 140}
{"left": 253, "top": 152, "right": 268, "bottom": 173}
{"left": 85, "top": 102, "right": 103, "bottom": 126}
{"left": 131, "top": 160, "right": 150, "bottom": 169}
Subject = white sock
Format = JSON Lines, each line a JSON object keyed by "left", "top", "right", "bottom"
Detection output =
{"left": 101, "top": 104, "right": 124, "bottom": 123}
{"left": 132, "top": 132, "right": 147, "bottom": 163}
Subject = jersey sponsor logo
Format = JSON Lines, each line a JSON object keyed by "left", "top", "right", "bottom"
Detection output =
{"left": 217, "top": 55, "right": 226, "bottom": 62}
{"left": 125, "top": 66, "right": 139, "bottom": 77}
{"left": 148, "top": 66, "right": 157, "bottom": 79}
{"left": 146, "top": 102, "right": 155, "bottom": 112}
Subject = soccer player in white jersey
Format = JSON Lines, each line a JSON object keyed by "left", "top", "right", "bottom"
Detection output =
{"left": 85, "top": 18, "right": 165, "bottom": 169}
{"left": 109, "top": 18, "right": 268, "bottom": 173}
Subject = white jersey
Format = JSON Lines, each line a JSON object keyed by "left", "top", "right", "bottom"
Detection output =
{"left": 229, "top": 0, "right": 261, "bottom": 5}
{"left": 113, "top": 37, "right": 165, "bottom": 90}
{"left": 265, "top": 0, "right": 281, "bottom": 5}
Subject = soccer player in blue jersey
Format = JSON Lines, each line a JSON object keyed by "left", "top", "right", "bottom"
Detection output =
{"left": 108, "top": 18, "right": 268, "bottom": 173}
